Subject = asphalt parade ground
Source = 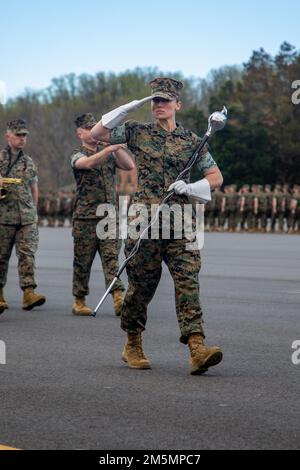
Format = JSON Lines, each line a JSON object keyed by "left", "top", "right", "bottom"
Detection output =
{"left": 0, "top": 228, "right": 299, "bottom": 450}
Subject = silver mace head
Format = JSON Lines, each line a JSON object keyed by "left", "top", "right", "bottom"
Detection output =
{"left": 206, "top": 106, "right": 228, "bottom": 137}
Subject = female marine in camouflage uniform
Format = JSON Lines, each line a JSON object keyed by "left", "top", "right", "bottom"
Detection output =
{"left": 90, "top": 78, "right": 224, "bottom": 375}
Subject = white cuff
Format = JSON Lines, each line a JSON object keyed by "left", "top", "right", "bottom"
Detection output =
{"left": 102, "top": 106, "right": 128, "bottom": 129}
{"left": 102, "top": 96, "right": 153, "bottom": 129}
{"left": 188, "top": 178, "right": 211, "bottom": 203}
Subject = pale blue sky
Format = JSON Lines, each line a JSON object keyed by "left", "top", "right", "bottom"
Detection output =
{"left": 0, "top": 0, "right": 299, "bottom": 98}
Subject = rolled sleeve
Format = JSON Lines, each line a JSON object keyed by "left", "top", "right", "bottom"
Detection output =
{"left": 197, "top": 151, "right": 217, "bottom": 173}
{"left": 28, "top": 160, "right": 38, "bottom": 185}
{"left": 70, "top": 152, "right": 85, "bottom": 169}
{"left": 109, "top": 120, "right": 138, "bottom": 146}
{"left": 110, "top": 124, "right": 127, "bottom": 144}
{"left": 29, "top": 175, "right": 38, "bottom": 185}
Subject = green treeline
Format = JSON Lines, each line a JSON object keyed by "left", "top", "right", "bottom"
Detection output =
{"left": 0, "top": 42, "right": 299, "bottom": 189}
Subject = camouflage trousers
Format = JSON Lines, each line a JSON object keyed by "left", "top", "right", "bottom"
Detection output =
{"left": 261, "top": 210, "right": 272, "bottom": 230}
{"left": 277, "top": 213, "right": 286, "bottom": 231}
{"left": 0, "top": 223, "right": 38, "bottom": 290}
{"left": 287, "top": 212, "right": 300, "bottom": 231}
{"left": 57, "top": 215, "right": 65, "bottom": 227}
{"left": 218, "top": 211, "right": 226, "bottom": 228}
{"left": 246, "top": 212, "right": 260, "bottom": 230}
{"left": 72, "top": 219, "right": 124, "bottom": 298}
{"left": 227, "top": 210, "right": 237, "bottom": 230}
{"left": 205, "top": 209, "right": 216, "bottom": 230}
{"left": 121, "top": 238, "right": 205, "bottom": 344}
{"left": 47, "top": 216, "right": 56, "bottom": 227}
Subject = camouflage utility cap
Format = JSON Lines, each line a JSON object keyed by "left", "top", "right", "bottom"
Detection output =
{"left": 150, "top": 77, "right": 183, "bottom": 100}
{"left": 7, "top": 118, "right": 29, "bottom": 135}
{"left": 75, "top": 113, "right": 97, "bottom": 129}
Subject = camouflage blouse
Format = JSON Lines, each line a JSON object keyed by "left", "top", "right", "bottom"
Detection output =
{"left": 70, "top": 145, "right": 117, "bottom": 219}
{"left": 0, "top": 147, "right": 38, "bottom": 225}
{"left": 110, "top": 120, "right": 217, "bottom": 206}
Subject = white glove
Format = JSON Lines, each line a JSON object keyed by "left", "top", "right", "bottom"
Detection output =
{"left": 102, "top": 96, "right": 154, "bottom": 129}
{"left": 168, "top": 178, "right": 211, "bottom": 204}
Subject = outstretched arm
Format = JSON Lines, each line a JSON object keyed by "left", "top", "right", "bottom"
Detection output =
{"left": 90, "top": 95, "right": 153, "bottom": 142}
{"left": 74, "top": 144, "right": 125, "bottom": 170}
{"left": 90, "top": 121, "right": 110, "bottom": 143}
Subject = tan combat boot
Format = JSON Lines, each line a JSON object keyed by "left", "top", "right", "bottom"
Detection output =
{"left": 0, "top": 288, "right": 9, "bottom": 315}
{"left": 72, "top": 297, "right": 92, "bottom": 316}
{"left": 188, "top": 333, "right": 223, "bottom": 375}
{"left": 112, "top": 290, "right": 124, "bottom": 317}
{"left": 22, "top": 288, "right": 46, "bottom": 311}
{"left": 122, "top": 333, "right": 151, "bottom": 369}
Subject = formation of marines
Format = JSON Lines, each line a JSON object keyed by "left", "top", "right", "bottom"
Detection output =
{"left": 37, "top": 183, "right": 300, "bottom": 234}
{"left": 37, "top": 190, "right": 75, "bottom": 227}
{"left": 205, "top": 184, "right": 300, "bottom": 234}
{"left": 37, "top": 172, "right": 136, "bottom": 227}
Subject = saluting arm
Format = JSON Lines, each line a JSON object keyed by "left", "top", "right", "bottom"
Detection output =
{"left": 74, "top": 145, "right": 125, "bottom": 170}
{"left": 113, "top": 147, "right": 135, "bottom": 171}
{"left": 90, "top": 96, "right": 154, "bottom": 142}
